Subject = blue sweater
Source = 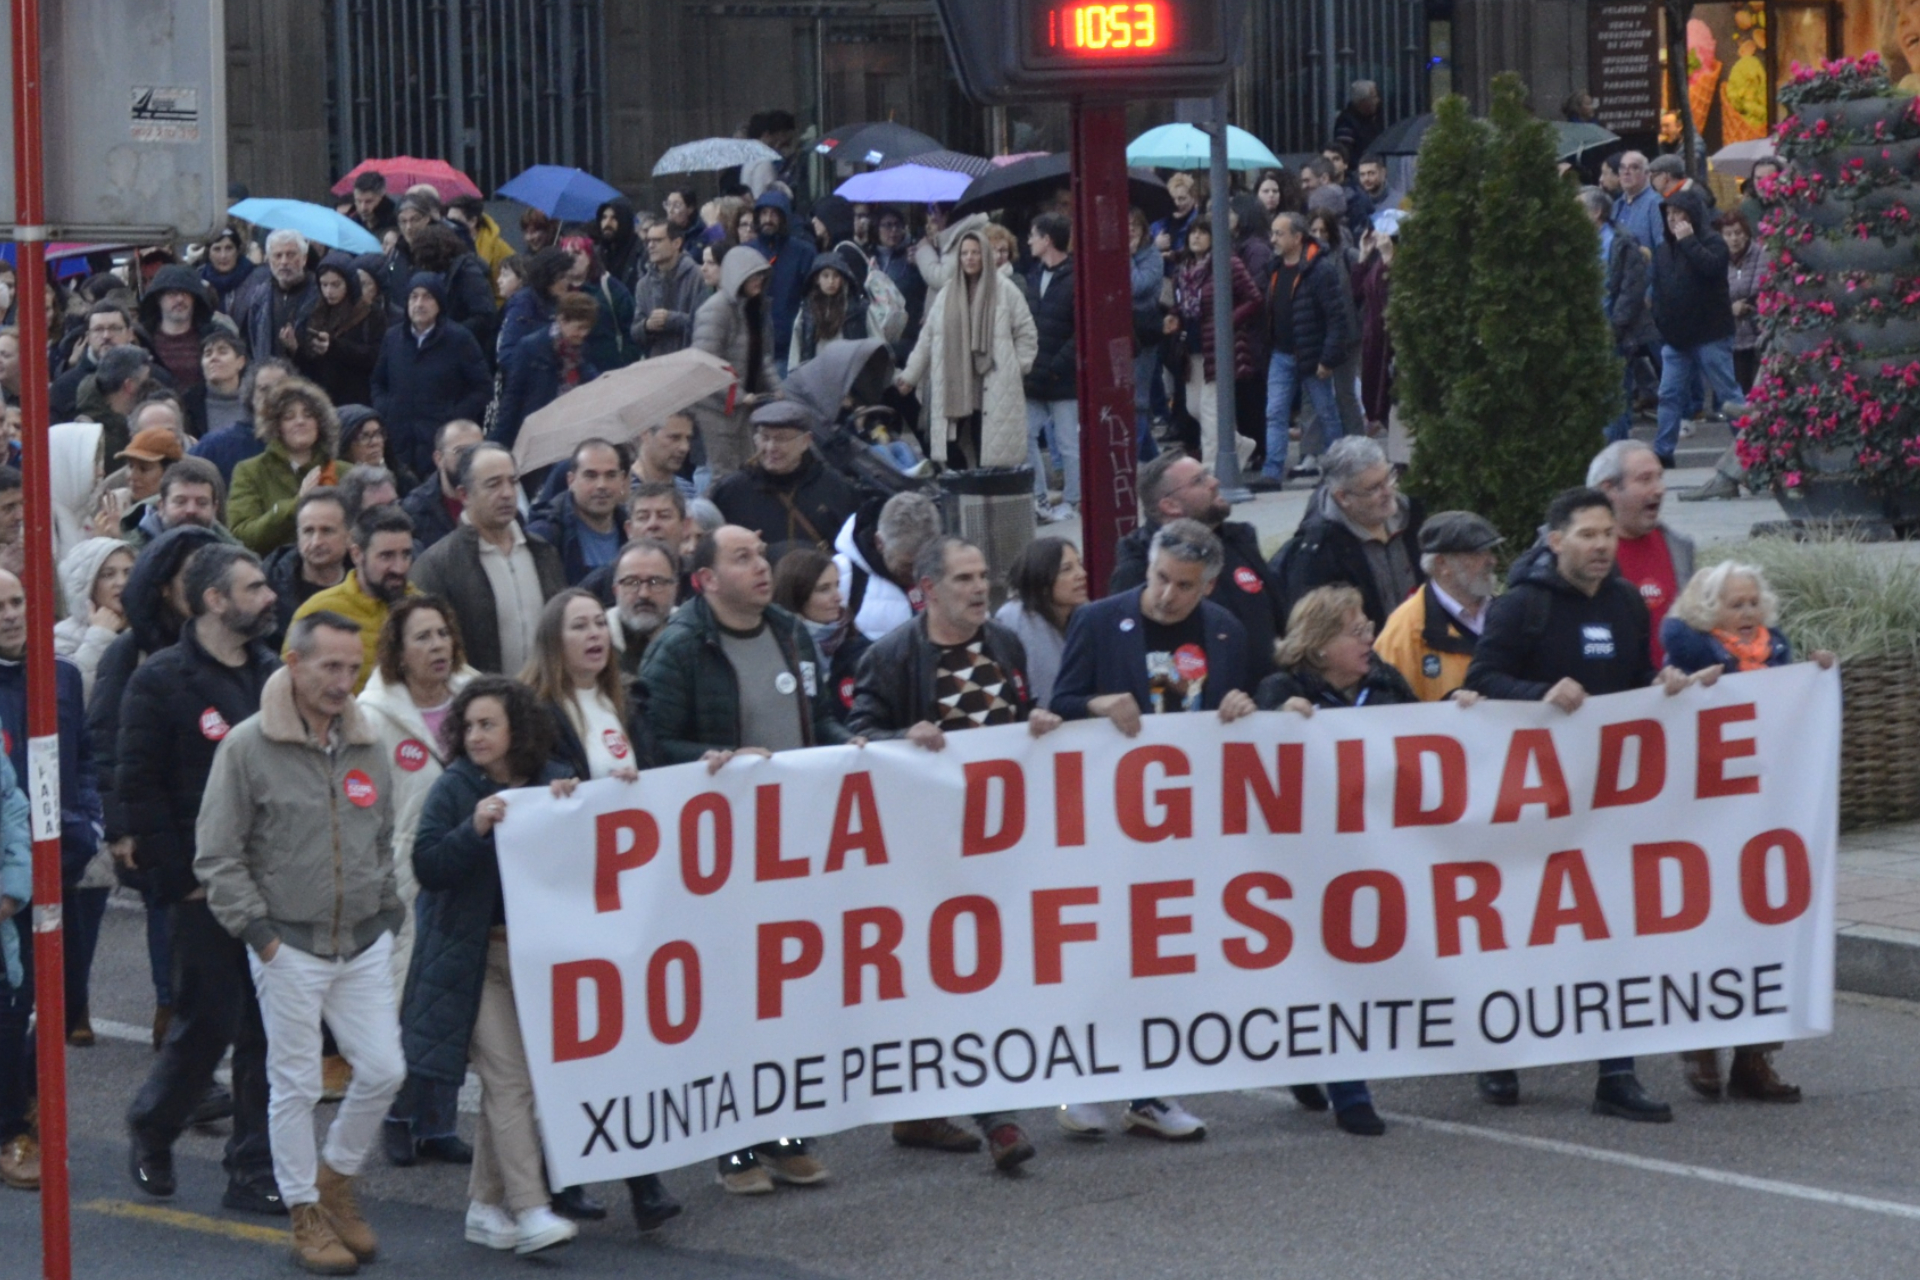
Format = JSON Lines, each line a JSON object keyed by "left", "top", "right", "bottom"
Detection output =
{"left": 0, "top": 655, "right": 102, "bottom": 884}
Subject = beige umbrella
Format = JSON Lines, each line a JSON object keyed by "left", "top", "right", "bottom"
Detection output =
{"left": 511, "top": 349, "right": 737, "bottom": 474}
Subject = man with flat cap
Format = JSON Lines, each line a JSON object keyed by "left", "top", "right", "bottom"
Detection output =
{"left": 709, "top": 397, "right": 860, "bottom": 556}
{"left": 1373, "top": 511, "right": 1502, "bottom": 702}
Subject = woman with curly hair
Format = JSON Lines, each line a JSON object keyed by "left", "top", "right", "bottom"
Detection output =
{"left": 227, "top": 376, "right": 339, "bottom": 553}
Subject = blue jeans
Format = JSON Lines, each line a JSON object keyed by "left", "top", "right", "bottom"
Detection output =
{"left": 1598, "top": 1056, "right": 1634, "bottom": 1076}
{"left": 1656, "top": 339, "right": 1744, "bottom": 460}
{"left": 1133, "top": 346, "right": 1161, "bottom": 463}
{"left": 1026, "top": 398, "right": 1081, "bottom": 505}
{"left": 1606, "top": 357, "right": 1635, "bottom": 443}
{"left": 1265, "top": 352, "right": 1346, "bottom": 478}
{"left": 1327, "top": 1079, "right": 1373, "bottom": 1111}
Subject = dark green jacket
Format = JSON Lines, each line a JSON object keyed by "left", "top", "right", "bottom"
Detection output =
{"left": 639, "top": 596, "right": 853, "bottom": 763}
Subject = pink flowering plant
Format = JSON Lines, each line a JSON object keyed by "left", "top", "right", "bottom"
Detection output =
{"left": 1740, "top": 57, "right": 1920, "bottom": 491}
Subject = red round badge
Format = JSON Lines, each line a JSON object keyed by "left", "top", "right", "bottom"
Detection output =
{"left": 838, "top": 676, "right": 855, "bottom": 709}
{"left": 394, "top": 740, "right": 429, "bottom": 772}
{"left": 603, "top": 728, "right": 631, "bottom": 761}
{"left": 1233, "top": 566, "right": 1262, "bottom": 594}
{"left": 343, "top": 770, "right": 378, "bottom": 808}
{"left": 199, "top": 707, "right": 230, "bottom": 741}
{"left": 1173, "top": 644, "right": 1209, "bottom": 684}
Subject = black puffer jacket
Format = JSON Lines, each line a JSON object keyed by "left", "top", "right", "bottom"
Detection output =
{"left": 116, "top": 624, "right": 280, "bottom": 905}
{"left": 1651, "top": 187, "right": 1734, "bottom": 350}
{"left": 1255, "top": 654, "right": 1417, "bottom": 711}
{"left": 1464, "top": 545, "right": 1654, "bottom": 702}
{"left": 402, "top": 756, "right": 574, "bottom": 1086}
{"left": 1023, "top": 256, "right": 1077, "bottom": 401}
{"left": 848, "top": 615, "right": 1035, "bottom": 738}
{"left": 1267, "top": 242, "right": 1349, "bottom": 370}
{"left": 1269, "top": 489, "right": 1426, "bottom": 630}
{"left": 88, "top": 525, "right": 225, "bottom": 843}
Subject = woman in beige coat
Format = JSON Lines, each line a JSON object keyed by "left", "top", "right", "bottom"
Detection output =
{"left": 896, "top": 227, "right": 1037, "bottom": 468}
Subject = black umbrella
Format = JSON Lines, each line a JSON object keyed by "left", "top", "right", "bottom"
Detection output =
{"left": 878, "top": 149, "right": 994, "bottom": 178}
{"left": 950, "top": 154, "right": 1173, "bottom": 221}
{"left": 816, "top": 122, "right": 942, "bottom": 167}
{"left": 1363, "top": 113, "right": 1434, "bottom": 159}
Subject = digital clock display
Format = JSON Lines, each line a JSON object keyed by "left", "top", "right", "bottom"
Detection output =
{"left": 1024, "top": 1, "right": 1222, "bottom": 67}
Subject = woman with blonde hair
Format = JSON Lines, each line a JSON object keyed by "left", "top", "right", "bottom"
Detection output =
{"left": 1661, "top": 559, "right": 1834, "bottom": 1103}
{"left": 1257, "top": 585, "right": 1481, "bottom": 1135}
{"left": 227, "top": 376, "right": 339, "bottom": 554}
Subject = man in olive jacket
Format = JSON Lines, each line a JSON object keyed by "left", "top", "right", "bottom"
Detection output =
{"left": 194, "top": 611, "right": 407, "bottom": 1273}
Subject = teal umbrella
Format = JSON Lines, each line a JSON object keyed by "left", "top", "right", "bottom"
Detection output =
{"left": 1126, "top": 123, "right": 1282, "bottom": 173}
{"left": 227, "top": 199, "right": 381, "bottom": 253}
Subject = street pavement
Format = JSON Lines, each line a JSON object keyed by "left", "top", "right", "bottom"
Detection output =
{"left": 4, "top": 891, "right": 1920, "bottom": 1278}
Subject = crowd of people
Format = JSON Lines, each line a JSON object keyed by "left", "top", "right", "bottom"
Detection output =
{"left": 0, "top": 90, "right": 1820, "bottom": 1276}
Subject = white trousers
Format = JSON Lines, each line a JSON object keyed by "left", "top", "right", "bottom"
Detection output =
{"left": 249, "top": 933, "right": 407, "bottom": 1206}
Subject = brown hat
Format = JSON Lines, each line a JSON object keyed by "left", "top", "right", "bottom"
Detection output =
{"left": 117, "top": 426, "right": 185, "bottom": 464}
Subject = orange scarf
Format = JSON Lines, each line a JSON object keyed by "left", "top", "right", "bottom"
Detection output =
{"left": 1711, "top": 626, "right": 1774, "bottom": 672}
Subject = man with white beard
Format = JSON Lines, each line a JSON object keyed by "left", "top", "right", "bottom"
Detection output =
{"left": 608, "top": 538, "right": 680, "bottom": 678}
{"left": 1372, "top": 511, "right": 1503, "bottom": 702}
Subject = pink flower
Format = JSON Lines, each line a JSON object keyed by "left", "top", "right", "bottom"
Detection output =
{"left": 1784, "top": 471, "right": 1803, "bottom": 488}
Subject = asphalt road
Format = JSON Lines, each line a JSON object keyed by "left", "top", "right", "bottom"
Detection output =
{"left": 6, "top": 898, "right": 1920, "bottom": 1279}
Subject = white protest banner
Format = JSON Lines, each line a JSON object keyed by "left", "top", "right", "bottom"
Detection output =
{"left": 495, "top": 664, "right": 1838, "bottom": 1184}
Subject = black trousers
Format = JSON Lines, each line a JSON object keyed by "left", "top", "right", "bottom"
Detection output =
{"left": 0, "top": 914, "right": 32, "bottom": 1143}
{"left": 125, "top": 899, "right": 271, "bottom": 1179}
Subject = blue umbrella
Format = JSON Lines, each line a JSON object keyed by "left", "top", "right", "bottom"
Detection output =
{"left": 1126, "top": 123, "right": 1283, "bottom": 173}
{"left": 227, "top": 198, "right": 381, "bottom": 253}
{"left": 835, "top": 164, "right": 973, "bottom": 204}
{"left": 498, "top": 165, "right": 623, "bottom": 222}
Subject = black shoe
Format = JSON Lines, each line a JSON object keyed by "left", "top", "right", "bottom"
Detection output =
{"left": 1593, "top": 1073, "right": 1673, "bottom": 1123}
{"left": 1245, "top": 473, "right": 1284, "bottom": 492}
{"left": 414, "top": 1134, "right": 473, "bottom": 1164}
{"left": 1335, "top": 1103, "right": 1386, "bottom": 1136}
{"left": 221, "top": 1174, "right": 287, "bottom": 1216}
{"left": 1656, "top": 453, "right": 1676, "bottom": 470}
{"left": 1289, "top": 1084, "right": 1330, "bottom": 1112}
{"left": 382, "top": 1118, "right": 416, "bottom": 1167}
{"left": 128, "top": 1136, "right": 175, "bottom": 1198}
{"left": 1476, "top": 1070, "right": 1520, "bottom": 1106}
{"left": 553, "top": 1183, "right": 608, "bottom": 1220}
{"left": 189, "top": 1086, "right": 233, "bottom": 1127}
{"left": 627, "top": 1173, "right": 682, "bottom": 1233}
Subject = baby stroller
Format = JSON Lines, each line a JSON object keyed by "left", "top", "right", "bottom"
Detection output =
{"left": 780, "top": 338, "right": 933, "bottom": 502}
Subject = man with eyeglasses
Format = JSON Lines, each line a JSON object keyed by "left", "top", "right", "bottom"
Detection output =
{"left": 608, "top": 538, "right": 680, "bottom": 677}
{"left": 52, "top": 302, "right": 141, "bottom": 422}
{"left": 1111, "top": 451, "right": 1285, "bottom": 679}
{"left": 632, "top": 220, "right": 702, "bottom": 358}
{"left": 1270, "top": 436, "right": 1424, "bottom": 629}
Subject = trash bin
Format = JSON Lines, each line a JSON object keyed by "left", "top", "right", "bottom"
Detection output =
{"left": 939, "top": 466, "right": 1035, "bottom": 611}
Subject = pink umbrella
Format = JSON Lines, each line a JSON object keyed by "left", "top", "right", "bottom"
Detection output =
{"left": 330, "top": 156, "right": 482, "bottom": 201}
{"left": 991, "top": 152, "right": 1050, "bottom": 168}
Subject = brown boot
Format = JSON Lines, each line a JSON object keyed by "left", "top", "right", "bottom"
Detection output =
{"left": 320, "top": 1055, "right": 352, "bottom": 1103}
{"left": 290, "top": 1203, "right": 358, "bottom": 1275}
{"left": 316, "top": 1163, "right": 376, "bottom": 1261}
{"left": 1728, "top": 1049, "right": 1802, "bottom": 1103}
{"left": 152, "top": 1005, "right": 173, "bottom": 1052}
{"left": 1678, "top": 1049, "right": 1722, "bottom": 1100}
{"left": 67, "top": 1007, "right": 94, "bottom": 1048}
{"left": 0, "top": 1133, "right": 40, "bottom": 1189}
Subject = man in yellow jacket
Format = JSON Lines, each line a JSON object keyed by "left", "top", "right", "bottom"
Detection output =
{"left": 287, "top": 506, "right": 419, "bottom": 692}
{"left": 448, "top": 197, "right": 516, "bottom": 302}
{"left": 1374, "top": 511, "right": 1501, "bottom": 701}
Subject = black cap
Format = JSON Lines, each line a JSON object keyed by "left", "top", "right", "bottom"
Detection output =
{"left": 1648, "top": 154, "right": 1686, "bottom": 178}
{"left": 1418, "top": 511, "right": 1503, "bottom": 555}
{"left": 750, "top": 397, "right": 817, "bottom": 434}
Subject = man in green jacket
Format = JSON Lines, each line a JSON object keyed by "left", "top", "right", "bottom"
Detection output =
{"left": 195, "top": 611, "right": 406, "bottom": 1274}
{"left": 638, "top": 524, "right": 860, "bottom": 1194}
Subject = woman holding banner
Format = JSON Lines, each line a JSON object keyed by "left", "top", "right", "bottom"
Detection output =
{"left": 405, "top": 676, "right": 581, "bottom": 1255}
{"left": 1257, "top": 585, "right": 1482, "bottom": 1136}
{"left": 1660, "top": 562, "right": 1833, "bottom": 1104}
{"left": 520, "top": 590, "right": 684, "bottom": 1231}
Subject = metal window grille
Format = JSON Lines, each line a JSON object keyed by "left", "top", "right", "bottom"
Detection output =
{"left": 328, "top": 0, "right": 607, "bottom": 192}
{"left": 1250, "top": 0, "right": 1430, "bottom": 156}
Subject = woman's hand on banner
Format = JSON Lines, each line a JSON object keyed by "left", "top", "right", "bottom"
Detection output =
{"left": 1217, "top": 690, "right": 1255, "bottom": 723}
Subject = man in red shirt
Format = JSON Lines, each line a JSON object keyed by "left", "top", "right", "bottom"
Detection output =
{"left": 1588, "top": 440, "right": 1694, "bottom": 667}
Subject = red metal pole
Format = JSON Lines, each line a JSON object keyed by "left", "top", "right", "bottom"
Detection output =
{"left": 1068, "top": 98, "right": 1138, "bottom": 597}
{"left": 11, "top": 0, "right": 73, "bottom": 1269}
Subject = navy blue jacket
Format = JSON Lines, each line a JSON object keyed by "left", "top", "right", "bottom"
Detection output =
{"left": 0, "top": 655, "right": 102, "bottom": 883}
{"left": 1661, "top": 618, "right": 1792, "bottom": 675}
{"left": 526, "top": 490, "right": 628, "bottom": 587}
{"left": 752, "top": 190, "right": 817, "bottom": 361}
{"left": 1267, "top": 243, "right": 1349, "bottom": 370}
{"left": 371, "top": 320, "right": 493, "bottom": 481}
{"left": 189, "top": 421, "right": 266, "bottom": 484}
{"left": 401, "top": 474, "right": 461, "bottom": 556}
{"left": 490, "top": 327, "right": 599, "bottom": 453}
{"left": 1024, "top": 256, "right": 1078, "bottom": 401}
{"left": 1049, "top": 588, "right": 1252, "bottom": 720}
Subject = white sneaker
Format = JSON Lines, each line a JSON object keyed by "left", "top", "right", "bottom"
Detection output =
{"left": 1042, "top": 501, "right": 1077, "bottom": 524}
{"left": 513, "top": 1204, "right": 579, "bottom": 1255}
{"left": 1679, "top": 420, "right": 1696, "bottom": 439}
{"left": 464, "top": 1200, "right": 517, "bottom": 1250}
{"left": 1123, "top": 1097, "right": 1207, "bottom": 1141}
{"left": 1056, "top": 1102, "right": 1110, "bottom": 1137}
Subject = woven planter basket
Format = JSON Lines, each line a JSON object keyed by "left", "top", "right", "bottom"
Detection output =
{"left": 1839, "top": 653, "right": 1920, "bottom": 829}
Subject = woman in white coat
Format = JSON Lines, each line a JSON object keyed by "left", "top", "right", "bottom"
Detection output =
{"left": 48, "top": 420, "right": 105, "bottom": 563}
{"left": 896, "top": 226, "right": 1037, "bottom": 469}
{"left": 359, "top": 594, "right": 479, "bottom": 1166}
{"left": 53, "top": 536, "right": 134, "bottom": 699}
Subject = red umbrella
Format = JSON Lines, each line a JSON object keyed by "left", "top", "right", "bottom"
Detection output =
{"left": 330, "top": 156, "right": 481, "bottom": 201}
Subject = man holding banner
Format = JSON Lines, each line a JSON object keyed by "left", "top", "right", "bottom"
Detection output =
{"left": 851, "top": 534, "right": 1062, "bottom": 1171}
{"left": 1049, "top": 518, "right": 1256, "bottom": 1142}
{"left": 1465, "top": 487, "right": 1700, "bottom": 1121}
